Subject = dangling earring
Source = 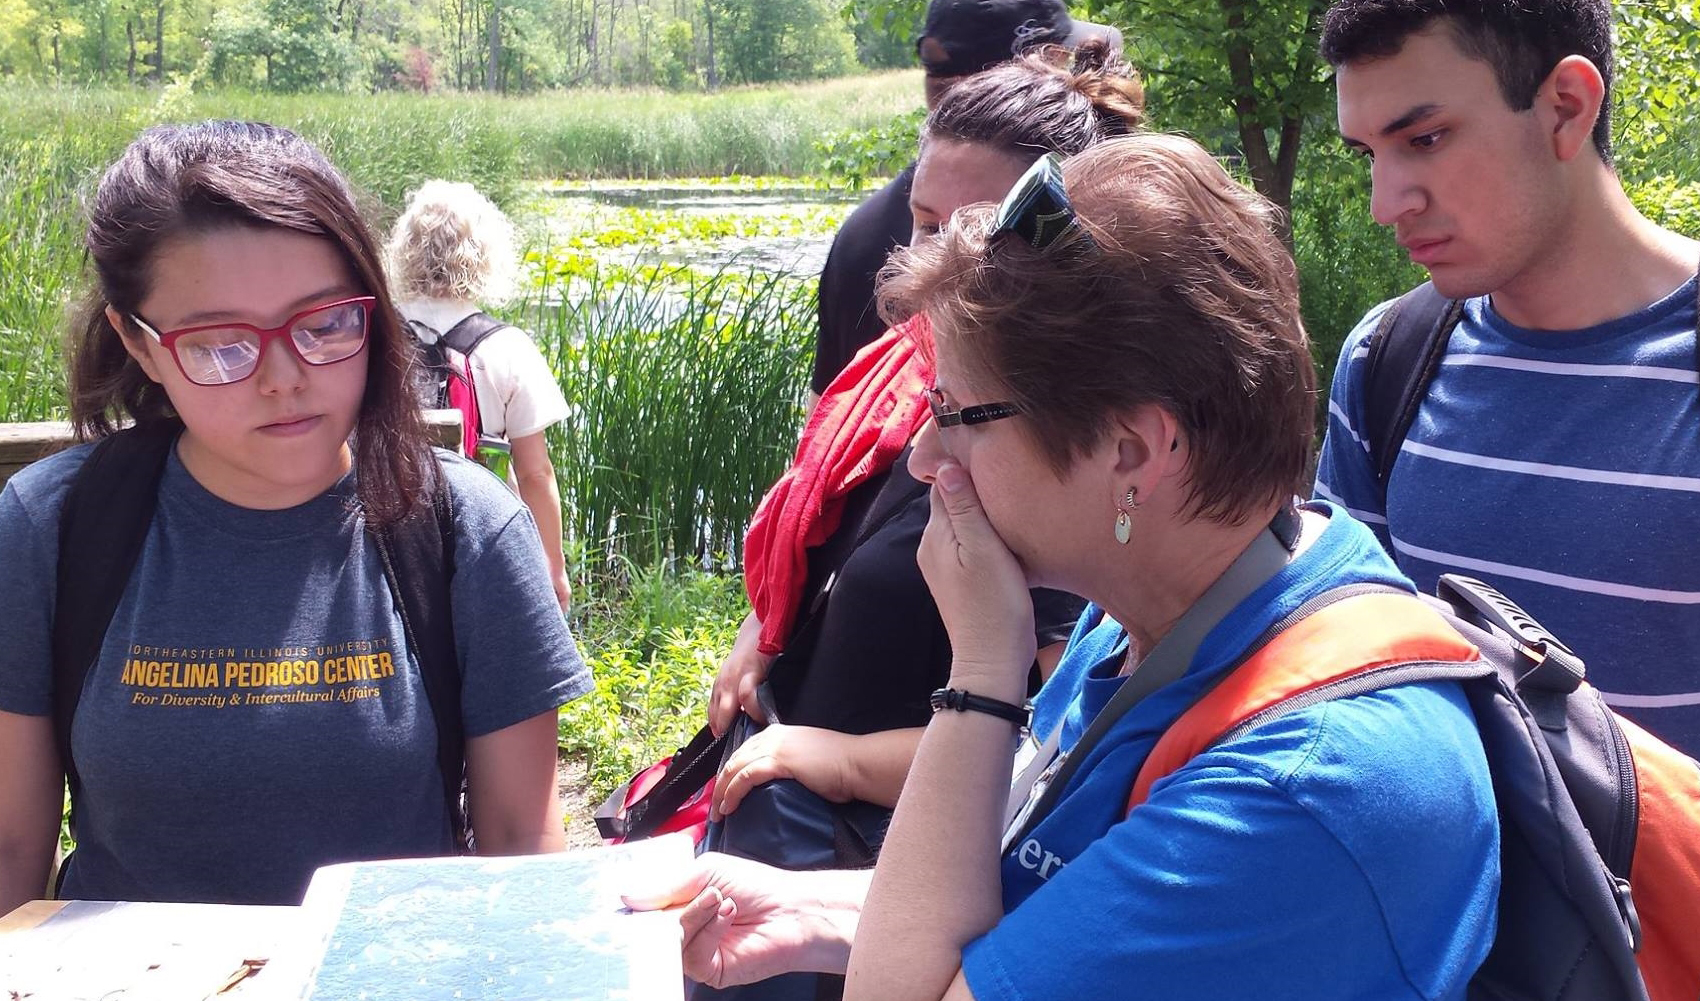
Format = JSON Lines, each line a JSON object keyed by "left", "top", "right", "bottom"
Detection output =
{"left": 1114, "top": 487, "right": 1137, "bottom": 545}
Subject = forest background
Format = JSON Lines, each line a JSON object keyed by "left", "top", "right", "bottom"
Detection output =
{"left": 2, "top": 0, "right": 1698, "bottom": 838}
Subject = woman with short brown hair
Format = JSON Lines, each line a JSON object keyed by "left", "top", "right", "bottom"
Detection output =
{"left": 632, "top": 133, "right": 1499, "bottom": 1001}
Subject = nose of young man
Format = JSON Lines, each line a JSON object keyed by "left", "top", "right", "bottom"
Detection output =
{"left": 1368, "top": 158, "right": 1429, "bottom": 229}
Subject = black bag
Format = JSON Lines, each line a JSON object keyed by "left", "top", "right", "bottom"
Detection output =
{"left": 601, "top": 690, "right": 892, "bottom": 868}
{"left": 408, "top": 312, "right": 509, "bottom": 409}
{"left": 688, "top": 687, "right": 887, "bottom": 1001}
{"left": 408, "top": 311, "right": 510, "bottom": 457}
{"left": 701, "top": 684, "right": 889, "bottom": 870}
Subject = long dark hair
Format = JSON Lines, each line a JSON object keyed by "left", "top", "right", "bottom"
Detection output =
{"left": 70, "top": 120, "right": 432, "bottom": 525}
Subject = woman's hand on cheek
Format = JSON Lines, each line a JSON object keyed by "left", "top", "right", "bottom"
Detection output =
{"left": 918, "top": 461, "right": 1036, "bottom": 693}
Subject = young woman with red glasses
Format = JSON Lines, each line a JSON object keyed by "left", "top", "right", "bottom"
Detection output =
{"left": 0, "top": 121, "right": 590, "bottom": 912}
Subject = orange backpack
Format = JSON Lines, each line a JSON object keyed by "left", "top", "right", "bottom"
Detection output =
{"left": 1130, "top": 576, "right": 1700, "bottom": 1001}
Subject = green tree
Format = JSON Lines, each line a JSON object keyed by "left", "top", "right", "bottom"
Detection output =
{"left": 0, "top": 0, "right": 41, "bottom": 76}
{"left": 657, "top": 16, "right": 694, "bottom": 89}
{"left": 842, "top": 0, "right": 913, "bottom": 69}
{"left": 207, "top": 0, "right": 357, "bottom": 91}
{"left": 1081, "top": 0, "right": 1329, "bottom": 240}
{"left": 712, "top": 0, "right": 853, "bottom": 84}
{"left": 1612, "top": 0, "right": 1700, "bottom": 182}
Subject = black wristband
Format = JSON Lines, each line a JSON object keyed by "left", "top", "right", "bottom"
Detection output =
{"left": 929, "top": 687, "right": 1029, "bottom": 727}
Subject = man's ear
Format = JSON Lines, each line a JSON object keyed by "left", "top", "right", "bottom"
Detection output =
{"left": 105, "top": 306, "right": 165, "bottom": 384}
{"left": 1541, "top": 54, "right": 1607, "bottom": 163}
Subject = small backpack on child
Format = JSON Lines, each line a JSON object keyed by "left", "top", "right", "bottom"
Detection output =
{"left": 408, "top": 312, "right": 511, "bottom": 461}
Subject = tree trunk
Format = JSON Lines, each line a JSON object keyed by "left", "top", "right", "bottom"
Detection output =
{"left": 703, "top": 0, "right": 717, "bottom": 89}
{"left": 1218, "top": 0, "right": 1284, "bottom": 245}
{"left": 485, "top": 0, "right": 500, "bottom": 91}
{"left": 126, "top": 14, "right": 137, "bottom": 82}
{"left": 152, "top": 0, "right": 164, "bottom": 82}
{"left": 605, "top": 0, "right": 617, "bottom": 85}
{"left": 456, "top": 0, "right": 467, "bottom": 89}
{"left": 587, "top": 0, "right": 599, "bottom": 83}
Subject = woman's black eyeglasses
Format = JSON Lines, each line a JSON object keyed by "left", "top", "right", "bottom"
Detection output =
{"left": 989, "top": 152, "right": 1090, "bottom": 252}
{"left": 925, "top": 387, "right": 1021, "bottom": 428}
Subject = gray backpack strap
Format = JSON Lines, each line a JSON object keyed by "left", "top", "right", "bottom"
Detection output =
{"left": 1002, "top": 508, "right": 1300, "bottom": 849}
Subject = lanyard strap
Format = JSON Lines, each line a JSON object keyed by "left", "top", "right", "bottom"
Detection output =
{"left": 1003, "top": 507, "right": 1300, "bottom": 849}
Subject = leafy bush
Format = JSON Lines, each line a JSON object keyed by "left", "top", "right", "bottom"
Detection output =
{"left": 1287, "top": 140, "right": 1425, "bottom": 406}
{"left": 1628, "top": 177, "right": 1700, "bottom": 240}
{"left": 816, "top": 107, "right": 922, "bottom": 190}
{"left": 560, "top": 563, "right": 747, "bottom": 800}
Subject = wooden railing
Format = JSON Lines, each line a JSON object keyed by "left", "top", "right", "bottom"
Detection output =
{"left": 0, "top": 410, "right": 463, "bottom": 489}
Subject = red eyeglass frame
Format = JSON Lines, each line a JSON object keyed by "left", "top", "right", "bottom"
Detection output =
{"left": 128, "top": 295, "right": 376, "bottom": 386}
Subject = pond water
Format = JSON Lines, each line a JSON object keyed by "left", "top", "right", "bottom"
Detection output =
{"left": 528, "top": 179, "right": 867, "bottom": 279}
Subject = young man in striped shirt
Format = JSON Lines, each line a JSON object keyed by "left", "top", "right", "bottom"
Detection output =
{"left": 1313, "top": 0, "right": 1700, "bottom": 755}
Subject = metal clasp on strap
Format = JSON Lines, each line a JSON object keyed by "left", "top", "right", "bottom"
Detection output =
{"left": 1613, "top": 875, "right": 1644, "bottom": 952}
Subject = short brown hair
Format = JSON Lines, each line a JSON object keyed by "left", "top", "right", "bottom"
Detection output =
{"left": 880, "top": 133, "right": 1315, "bottom": 525}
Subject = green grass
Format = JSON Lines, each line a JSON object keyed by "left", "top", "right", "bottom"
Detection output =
{"left": 0, "top": 72, "right": 921, "bottom": 207}
{"left": 0, "top": 135, "right": 87, "bottom": 423}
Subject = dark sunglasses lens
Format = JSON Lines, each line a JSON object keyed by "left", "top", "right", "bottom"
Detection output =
{"left": 995, "top": 155, "right": 1077, "bottom": 250}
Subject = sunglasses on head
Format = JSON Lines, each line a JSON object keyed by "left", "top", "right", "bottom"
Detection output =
{"left": 989, "top": 152, "right": 1091, "bottom": 252}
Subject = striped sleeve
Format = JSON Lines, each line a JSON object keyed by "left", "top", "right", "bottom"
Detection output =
{"left": 1313, "top": 300, "right": 1397, "bottom": 552}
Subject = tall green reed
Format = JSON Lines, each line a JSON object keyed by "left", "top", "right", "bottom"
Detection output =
{"left": 524, "top": 261, "right": 814, "bottom": 578}
{"left": 0, "top": 134, "right": 100, "bottom": 423}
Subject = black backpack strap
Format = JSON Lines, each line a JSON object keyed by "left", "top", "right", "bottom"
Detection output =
{"left": 438, "top": 312, "right": 511, "bottom": 357}
{"left": 613, "top": 723, "right": 730, "bottom": 841}
{"left": 1360, "top": 282, "right": 1464, "bottom": 493}
{"left": 406, "top": 318, "right": 442, "bottom": 343}
{"left": 51, "top": 421, "right": 180, "bottom": 837}
{"left": 371, "top": 456, "right": 467, "bottom": 849}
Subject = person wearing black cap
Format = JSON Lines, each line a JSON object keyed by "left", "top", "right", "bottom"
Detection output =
{"left": 808, "top": 0, "right": 1123, "bottom": 410}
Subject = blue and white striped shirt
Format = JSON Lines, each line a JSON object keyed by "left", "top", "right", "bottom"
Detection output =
{"left": 1315, "top": 275, "right": 1700, "bottom": 756}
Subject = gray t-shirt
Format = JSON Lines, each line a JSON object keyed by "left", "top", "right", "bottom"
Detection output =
{"left": 0, "top": 444, "right": 591, "bottom": 905}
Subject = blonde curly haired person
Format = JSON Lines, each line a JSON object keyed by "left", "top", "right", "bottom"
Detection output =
{"left": 388, "top": 181, "right": 571, "bottom": 611}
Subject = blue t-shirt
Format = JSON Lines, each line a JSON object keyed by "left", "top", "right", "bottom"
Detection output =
{"left": 1315, "top": 277, "right": 1700, "bottom": 755}
{"left": 962, "top": 504, "right": 1499, "bottom": 1001}
{"left": 0, "top": 444, "right": 591, "bottom": 905}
